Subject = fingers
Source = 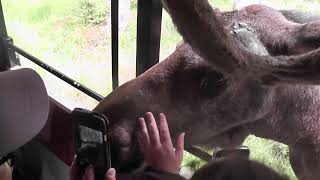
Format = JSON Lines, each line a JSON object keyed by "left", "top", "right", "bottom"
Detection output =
{"left": 159, "top": 113, "right": 173, "bottom": 148}
{"left": 138, "top": 112, "right": 184, "bottom": 153}
{"left": 83, "top": 166, "right": 94, "bottom": 180}
{"left": 70, "top": 156, "right": 116, "bottom": 180}
{"left": 137, "top": 112, "right": 186, "bottom": 174}
{"left": 138, "top": 117, "right": 150, "bottom": 151}
{"left": 83, "top": 167, "right": 116, "bottom": 180}
{"left": 105, "top": 168, "right": 116, "bottom": 180}
{"left": 138, "top": 112, "right": 178, "bottom": 149}
{"left": 175, "top": 132, "right": 185, "bottom": 161}
{"left": 70, "top": 156, "right": 78, "bottom": 180}
{"left": 145, "top": 112, "right": 161, "bottom": 148}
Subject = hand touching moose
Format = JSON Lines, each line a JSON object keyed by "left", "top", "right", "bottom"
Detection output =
{"left": 137, "top": 112, "right": 185, "bottom": 174}
{"left": 70, "top": 112, "right": 185, "bottom": 180}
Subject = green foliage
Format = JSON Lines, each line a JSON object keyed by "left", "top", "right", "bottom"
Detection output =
{"left": 119, "top": 13, "right": 137, "bottom": 52}
{"left": 77, "top": 0, "right": 110, "bottom": 25}
{"left": 182, "top": 151, "right": 206, "bottom": 171}
{"left": 182, "top": 136, "right": 297, "bottom": 179}
{"left": 2, "top": 0, "right": 112, "bottom": 101}
{"left": 244, "top": 135, "right": 297, "bottom": 180}
{"left": 130, "top": 0, "right": 137, "bottom": 10}
{"left": 159, "top": 11, "right": 182, "bottom": 60}
{"left": 209, "top": 0, "right": 233, "bottom": 10}
{"left": 2, "top": 0, "right": 76, "bottom": 24}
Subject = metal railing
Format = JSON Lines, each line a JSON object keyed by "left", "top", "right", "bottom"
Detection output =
{"left": 0, "top": 0, "right": 163, "bottom": 100}
{"left": 112, "top": 0, "right": 119, "bottom": 89}
{"left": 7, "top": 42, "right": 104, "bottom": 101}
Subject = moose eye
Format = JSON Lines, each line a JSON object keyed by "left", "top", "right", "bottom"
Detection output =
{"left": 199, "top": 72, "right": 227, "bottom": 97}
{"left": 200, "top": 77, "right": 209, "bottom": 89}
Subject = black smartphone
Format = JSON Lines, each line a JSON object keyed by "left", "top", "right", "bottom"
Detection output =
{"left": 72, "top": 108, "right": 111, "bottom": 180}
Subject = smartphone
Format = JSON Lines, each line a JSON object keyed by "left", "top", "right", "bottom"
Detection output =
{"left": 72, "top": 108, "right": 111, "bottom": 179}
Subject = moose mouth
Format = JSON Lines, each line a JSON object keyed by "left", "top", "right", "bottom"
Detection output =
{"left": 110, "top": 143, "right": 144, "bottom": 173}
{"left": 107, "top": 122, "right": 145, "bottom": 173}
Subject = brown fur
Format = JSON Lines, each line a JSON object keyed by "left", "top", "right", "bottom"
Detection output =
{"left": 94, "top": 3, "right": 320, "bottom": 179}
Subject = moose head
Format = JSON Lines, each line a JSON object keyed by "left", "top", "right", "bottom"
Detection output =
{"left": 94, "top": 2, "right": 320, "bottom": 179}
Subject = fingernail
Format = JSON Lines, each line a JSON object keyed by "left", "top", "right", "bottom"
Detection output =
{"left": 138, "top": 118, "right": 144, "bottom": 126}
{"left": 159, "top": 113, "right": 165, "bottom": 119}
{"left": 106, "top": 168, "right": 116, "bottom": 176}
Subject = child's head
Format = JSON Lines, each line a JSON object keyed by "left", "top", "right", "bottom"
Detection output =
{"left": 191, "top": 157, "right": 288, "bottom": 180}
{"left": 118, "top": 169, "right": 187, "bottom": 180}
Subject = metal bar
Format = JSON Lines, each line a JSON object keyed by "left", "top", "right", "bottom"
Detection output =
{"left": 136, "top": 0, "right": 163, "bottom": 76}
{"left": 185, "top": 147, "right": 212, "bottom": 162}
{"left": 111, "top": 0, "right": 119, "bottom": 89}
{"left": 0, "top": 0, "right": 9, "bottom": 71}
{"left": 0, "top": 0, "right": 7, "bottom": 37}
{"left": 3, "top": 37, "right": 20, "bottom": 67}
{"left": 9, "top": 44, "right": 104, "bottom": 101}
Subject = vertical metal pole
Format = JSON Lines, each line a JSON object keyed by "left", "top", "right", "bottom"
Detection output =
{"left": 111, "top": 0, "right": 119, "bottom": 89}
{"left": 0, "top": 0, "right": 8, "bottom": 71}
{"left": 136, "top": 0, "right": 162, "bottom": 76}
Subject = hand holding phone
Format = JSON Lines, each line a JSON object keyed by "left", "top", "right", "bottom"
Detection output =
{"left": 72, "top": 108, "right": 111, "bottom": 180}
{"left": 70, "top": 157, "right": 116, "bottom": 180}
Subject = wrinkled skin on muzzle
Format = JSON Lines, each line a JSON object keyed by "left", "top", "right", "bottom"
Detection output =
{"left": 93, "top": 44, "right": 272, "bottom": 172}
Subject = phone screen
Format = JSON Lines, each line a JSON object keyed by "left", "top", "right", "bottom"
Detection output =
{"left": 78, "top": 125, "right": 106, "bottom": 169}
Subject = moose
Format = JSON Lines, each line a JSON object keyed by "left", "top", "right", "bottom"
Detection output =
{"left": 94, "top": 1, "right": 320, "bottom": 180}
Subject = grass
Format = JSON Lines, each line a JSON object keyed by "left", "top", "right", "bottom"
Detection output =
{"left": 3, "top": 0, "right": 320, "bottom": 179}
{"left": 244, "top": 135, "right": 297, "bottom": 180}
{"left": 2, "top": 0, "right": 112, "bottom": 109}
{"left": 181, "top": 135, "right": 297, "bottom": 179}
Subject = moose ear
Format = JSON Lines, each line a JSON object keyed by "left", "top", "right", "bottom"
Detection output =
{"left": 161, "top": 0, "right": 244, "bottom": 75}
{"left": 162, "top": 0, "right": 320, "bottom": 85}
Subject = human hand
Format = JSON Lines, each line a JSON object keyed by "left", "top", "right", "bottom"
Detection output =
{"left": 70, "top": 157, "right": 116, "bottom": 180}
{"left": 0, "top": 163, "right": 12, "bottom": 180}
{"left": 137, "top": 112, "right": 185, "bottom": 174}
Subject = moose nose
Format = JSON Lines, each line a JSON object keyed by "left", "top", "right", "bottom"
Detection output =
{"left": 109, "top": 138, "right": 144, "bottom": 173}
{"left": 109, "top": 125, "right": 132, "bottom": 146}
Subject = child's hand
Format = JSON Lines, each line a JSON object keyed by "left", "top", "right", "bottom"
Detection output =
{"left": 137, "top": 112, "right": 185, "bottom": 174}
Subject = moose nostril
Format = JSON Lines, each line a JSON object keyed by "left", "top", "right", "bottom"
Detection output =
{"left": 109, "top": 126, "right": 132, "bottom": 146}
